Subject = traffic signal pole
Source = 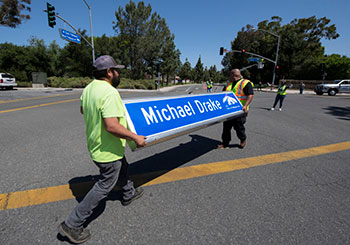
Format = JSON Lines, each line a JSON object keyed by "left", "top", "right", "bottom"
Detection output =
{"left": 82, "top": 0, "right": 95, "bottom": 63}
{"left": 271, "top": 35, "right": 280, "bottom": 90}
{"left": 44, "top": 10, "right": 93, "bottom": 49}
{"left": 44, "top": 1, "right": 95, "bottom": 64}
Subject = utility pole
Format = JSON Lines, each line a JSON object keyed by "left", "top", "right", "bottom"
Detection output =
{"left": 253, "top": 28, "right": 280, "bottom": 90}
{"left": 82, "top": 0, "right": 95, "bottom": 63}
{"left": 271, "top": 34, "right": 280, "bottom": 90}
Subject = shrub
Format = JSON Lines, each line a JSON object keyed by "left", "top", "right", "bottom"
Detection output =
{"left": 17, "top": 81, "right": 32, "bottom": 87}
{"left": 47, "top": 76, "right": 156, "bottom": 90}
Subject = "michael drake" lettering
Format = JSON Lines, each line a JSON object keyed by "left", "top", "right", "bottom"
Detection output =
{"left": 141, "top": 99, "right": 222, "bottom": 125}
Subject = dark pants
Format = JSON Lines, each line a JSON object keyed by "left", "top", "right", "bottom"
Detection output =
{"left": 221, "top": 114, "right": 247, "bottom": 146}
{"left": 65, "top": 157, "right": 135, "bottom": 229}
{"left": 272, "top": 94, "right": 286, "bottom": 108}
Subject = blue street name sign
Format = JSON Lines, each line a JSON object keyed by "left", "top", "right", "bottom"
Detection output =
{"left": 248, "top": 57, "right": 261, "bottom": 62}
{"left": 124, "top": 92, "right": 243, "bottom": 149}
{"left": 59, "top": 28, "right": 81, "bottom": 44}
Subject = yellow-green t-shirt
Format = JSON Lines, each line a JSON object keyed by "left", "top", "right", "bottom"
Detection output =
{"left": 80, "top": 79, "right": 127, "bottom": 162}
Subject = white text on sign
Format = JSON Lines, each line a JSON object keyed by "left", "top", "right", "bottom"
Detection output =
{"left": 141, "top": 99, "right": 222, "bottom": 125}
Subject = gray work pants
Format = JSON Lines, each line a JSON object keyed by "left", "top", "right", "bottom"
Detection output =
{"left": 65, "top": 157, "right": 135, "bottom": 229}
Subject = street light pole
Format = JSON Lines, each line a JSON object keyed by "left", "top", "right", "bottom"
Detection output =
{"left": 82, "top": 0, "right": 95, "bottom": 63}
{"left": 255, "top": 29, "right": 280, "bottom": 90}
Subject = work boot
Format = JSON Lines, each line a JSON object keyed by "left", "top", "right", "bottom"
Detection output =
{"left": 239, "top": 140, "right": 247, "bottom": 149}
{"left": 58, "top": 222, "right": 91, "bottom": 244}
{"left": 122, "top": 187, "right": 144, "bottom": 206}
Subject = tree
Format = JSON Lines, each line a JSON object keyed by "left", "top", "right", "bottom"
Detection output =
{"left": 0, "top": 0, "right": 31, "bottom": 28}
{"left": 160, "top": 31, "right": 181, "bottom": 85}
{"left": 113, "top": 1, "right": 151, "bottom": 78}
{"left": 203, "top": 67, "right": 210, "bottom": 82}
{"left": 113, "top": 0, "right": 177, "bottom": 79}
{"left": 324, "top": 54, "right": 350, "bottom": 80}
{"left": 57, "top": 29, "right": 92, "bottom": 77}
{"left": 209, "top": 65, "right": 222, "bottom": 83}
{"left": 143, "top": 13, "right": 167, "bottom": 78}
{"left": 0, "top": 42, "right": 28, "bottom": 81}
{"left": 178, "top": 59, "right": 191, "bottom": 82}
{"left": 47, "top": 40, "right": 61, "bottom": 77}
{"left": 194, "top": 56, "right": 204, "bottom": 82}
{"left": 26, "top": 37, "right": 51, "bottom": 77}
{"left": 224, "top": 16, "right": 340, "bottom": 81}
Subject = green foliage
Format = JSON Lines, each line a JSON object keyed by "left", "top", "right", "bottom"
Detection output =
{"left": 0, "top": 0, "right": 31, "bottom": 28}
{"left": 178, "top": 59, "right": 192, "bottom": 81}
{"left": 194, "top": 56, "right": 204, "bottom": 82}
{"left": 47, "top": 77, "right": 92, "bottom": 88}
{"left": 119, "top": 78, "right": 155, "bottom": 90}
{"left": 223, "top": 16, "right": 345, "bottom": 82}
{"left": 17, "top": 81, "right": 32, "bottom": 87}
{"left": 46, "top": 76, "right": 155, "bottom": 90}
{"left": 113, "top": 0, "right": 181, "bottom": 80}
{"left": 57, "top": 29, "right": 93, "bottom": 77}
{"left": 324, "top": 54, "right": 350, "bottom": 79}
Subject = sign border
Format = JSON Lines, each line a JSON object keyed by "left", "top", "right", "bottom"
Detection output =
{"left": 123, "top": 92, "right": 244, "bottom": 148}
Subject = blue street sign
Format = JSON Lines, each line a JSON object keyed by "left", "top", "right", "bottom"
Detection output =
{"left": 59, "top": 28, "right": 81, "bottom": 44}
{"left": 124, "top": 92, "right": 243, "bottom": 149}
{"left": 248, "top": 57, "right": 261, "bottom": 62}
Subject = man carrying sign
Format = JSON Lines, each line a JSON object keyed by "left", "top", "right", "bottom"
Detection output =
{"left": 58, "top": 55, "right": 146, "bottom": 244}
{"left": 218, "top": 69, "right": 254, "bottom": 149}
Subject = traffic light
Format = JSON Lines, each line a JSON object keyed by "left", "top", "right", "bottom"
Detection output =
{"left": 47, "top": 2, "right": 56, "bottom": 28}
{"left": 242, "top": 49, "right": 246, "bottom": 53}
{"left": 276, "top": 65, "right": 280, "bottom": 69}
{"left": 219, "top": 47, "right": 224, "bottom": 55}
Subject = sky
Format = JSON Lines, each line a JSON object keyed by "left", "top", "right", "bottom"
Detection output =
{"left": 1, "top": 0, "right": 349, "bottom": 70}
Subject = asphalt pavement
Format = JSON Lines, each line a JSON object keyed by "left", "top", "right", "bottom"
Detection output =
{"left": 0, "top": 85, "right": 349, "bottom": 244}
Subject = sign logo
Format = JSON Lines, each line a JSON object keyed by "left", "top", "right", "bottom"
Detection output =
{"left": 223, "top": 95, "right": 238, "bottom": 105}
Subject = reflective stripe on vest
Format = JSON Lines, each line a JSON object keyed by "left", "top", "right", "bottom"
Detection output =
{"left": 225, "top": 78, "right": 251, "bottom": 110}
{"left": 233, "top": 79, "right": 248, "bottom": 104}
{"left": 277, "top": 85, "right": 287, "bottom": 95}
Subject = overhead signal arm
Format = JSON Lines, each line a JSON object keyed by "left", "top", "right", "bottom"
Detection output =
{"left": 43, "top": 9, "right": 93, "bottom": 49}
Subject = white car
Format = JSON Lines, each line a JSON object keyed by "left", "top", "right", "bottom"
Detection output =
{"left": 0, "top": 73, "right": 17, "bottom": 90}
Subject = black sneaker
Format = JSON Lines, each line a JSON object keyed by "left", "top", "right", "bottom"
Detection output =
{"left": 121, "top": 187, "right": 144, "bottom": 206}
{"left": 58, "top": 221, "right": 91, "bottom": 244}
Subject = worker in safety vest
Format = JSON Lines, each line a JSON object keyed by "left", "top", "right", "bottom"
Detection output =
{"left": 206, "top": 80, "right": 213, "bottom": 93}
{"left": 217, "top": 69, "right": 254, "bottom": 149}
{"left": 270, "top": 81, "right": 288, "bottom": 111}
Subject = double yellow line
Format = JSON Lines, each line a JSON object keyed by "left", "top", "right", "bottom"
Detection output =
{"left": 0, "top": 93, "right": 79, "bottom": 104}
{"left": 0, "top": 98, "right": 80, "bottom": 114}
{"left": 1, "top": 141, "right": 349, "bottom": 211}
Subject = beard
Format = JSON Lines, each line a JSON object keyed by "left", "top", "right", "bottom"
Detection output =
{"left": 111, "top": 74, "right": 120, "bottom": 88}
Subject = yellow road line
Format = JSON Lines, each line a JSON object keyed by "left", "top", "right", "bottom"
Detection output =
{"left": 0, "top": 141, "right": 349, "bottom": 211}
{"left": 0, "top": 98, "right": 80, "bottom": 114}
{"left": 0, "top": 93, "right": 80, "bottom": 104}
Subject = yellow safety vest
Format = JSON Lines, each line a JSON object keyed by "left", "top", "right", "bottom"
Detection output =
{"left": 277, "top": 85, "right": 287, "bottom": 95}
{"left": 206, "top": 81, "right": 213, "bottom": 88}
{"left": 225, "top": 78, "right": 252, "bottom": 110}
